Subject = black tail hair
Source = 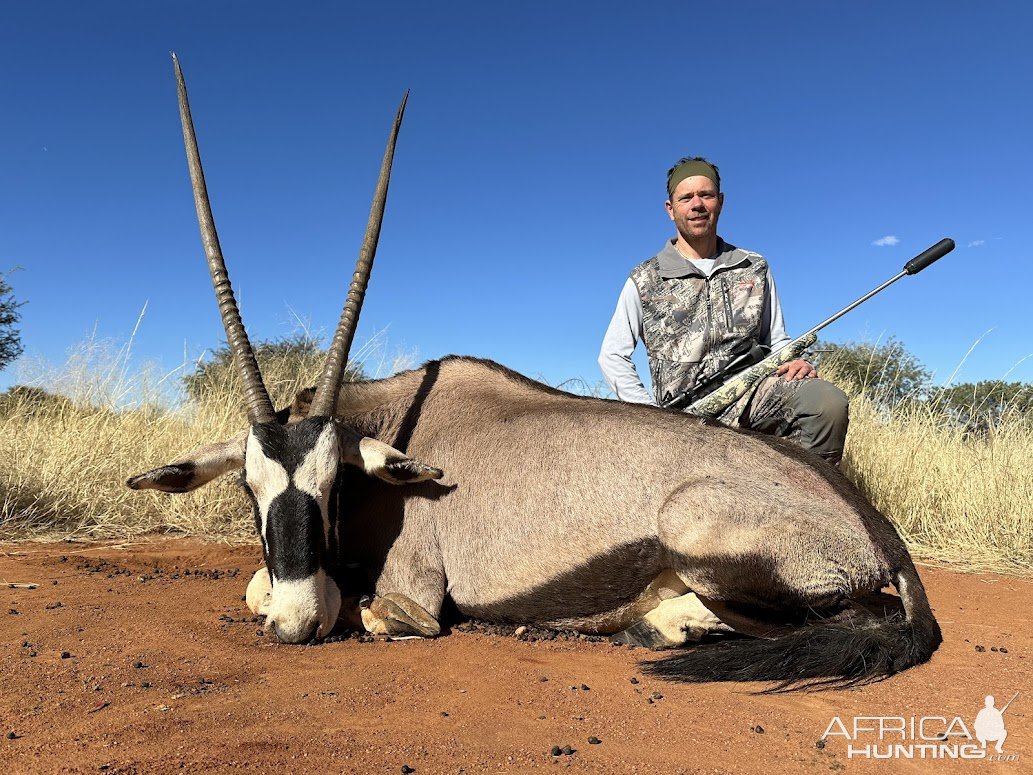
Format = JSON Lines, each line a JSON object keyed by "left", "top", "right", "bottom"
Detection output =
{"left": 642, "top": 566, "right": 942, "bottom": 691}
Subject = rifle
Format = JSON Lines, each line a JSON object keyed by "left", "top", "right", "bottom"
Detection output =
{"left": 660, "top": 338, "right": 770, "bottom": 410}
{"left": 661, "top": 238, "right": 955, "bottom": 417}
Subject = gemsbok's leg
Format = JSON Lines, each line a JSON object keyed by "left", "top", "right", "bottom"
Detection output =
{"left": 359, "top": 593, "right": 441, "bottom": 637}
{"left": 614, "top": 591, "right": 734, "bottom": 648}
{"left": 362, "top": 520, "right": 445, "bottom": 638}
{"left": 614, "top": 589, "right": 802, "bottom": 648}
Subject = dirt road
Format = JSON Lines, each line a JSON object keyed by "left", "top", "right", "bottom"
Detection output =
{"left": 0, "top": 540, "right": 1028, "bottom": 773}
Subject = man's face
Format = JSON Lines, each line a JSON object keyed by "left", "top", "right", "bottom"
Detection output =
{"left": 665, "top": 175, "right": 723, "bottom": 241}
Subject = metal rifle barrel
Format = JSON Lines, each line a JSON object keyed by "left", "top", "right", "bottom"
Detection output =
{"left": 797, "top": 238, "right": 954, "bottom": 342}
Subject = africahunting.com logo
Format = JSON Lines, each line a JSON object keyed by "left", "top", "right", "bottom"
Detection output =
{"left": 822, "top": 692, "right": 1020, "bottom": 762}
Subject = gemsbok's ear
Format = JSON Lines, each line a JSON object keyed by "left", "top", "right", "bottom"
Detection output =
{"left": 342, "top": 436, "right": 444, "bottom": 486}
{"left": 126, "top": 433, "right": 247, "bottom": 493}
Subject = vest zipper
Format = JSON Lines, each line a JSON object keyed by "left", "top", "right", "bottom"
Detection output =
{"left": 704, "top": 276, "right": 714, "bottom": 351}
{"left": 720, "top": 275, "right": 734, "bottom": 329}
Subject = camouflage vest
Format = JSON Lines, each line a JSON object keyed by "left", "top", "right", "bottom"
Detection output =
{"left": 630, "top": 239, "right": 768, "bottom": 405}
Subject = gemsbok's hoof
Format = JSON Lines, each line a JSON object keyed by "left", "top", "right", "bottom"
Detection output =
{"left": 360, "top": 593, "right": 440, "bottom": 638}
{"left": 612, "top": 619, "right": 679, "bottom": 650}
{"left": 245, "top": 567, "right": 272, "bottom": 616}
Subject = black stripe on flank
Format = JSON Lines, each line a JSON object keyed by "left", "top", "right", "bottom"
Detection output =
{"left": 454, "top": 544, "right": 883, "bottom": 631}
{"left": 458, "top": 539, "right": 665, "bottom": 624}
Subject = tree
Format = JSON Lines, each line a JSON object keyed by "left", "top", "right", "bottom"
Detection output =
{"left": 0, "top": 385, "right": 74, "bottom": 417}
{"left": 930, "top": 380, "right": 1033, "bottom": 432}
{"left": 812, "top": 337, "right": 931, "bottom": 406}
{"left": 0, "top": 270, "right": 25, "bottom": 372}
{"left": 183, "top": 333, "right": 366, "bottom": 405}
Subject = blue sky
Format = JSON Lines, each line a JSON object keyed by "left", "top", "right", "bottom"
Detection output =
{"left": 2, "top": 2, "right": 1031, "bottom": 398}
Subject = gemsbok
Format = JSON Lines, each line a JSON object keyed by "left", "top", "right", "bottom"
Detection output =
{"left": 128, "top": 56, "right": 941, "bottom": 688}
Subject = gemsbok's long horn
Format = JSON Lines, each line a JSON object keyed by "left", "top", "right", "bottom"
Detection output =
{"left": 172, "top": 53, "right": 276, "bottom": 425}
{"left": 308, "top": 92, "right": 409, "bottom": 418}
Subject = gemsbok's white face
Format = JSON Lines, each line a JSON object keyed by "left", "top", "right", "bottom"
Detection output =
{"left": 129, "top": 413, "right": 442, "bottom": 643}
{"left": 243, "top": 419, "right": 343, "bottom": 642}
{"left": 127, "top": 55, "right": 441, "bottom": 643}
{"left": 238, "top": 418, "right": 440, "bottom": 642}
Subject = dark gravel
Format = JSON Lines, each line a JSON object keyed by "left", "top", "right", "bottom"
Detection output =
{"left": 456, "top": 619, "right": 606, "bottom": 643}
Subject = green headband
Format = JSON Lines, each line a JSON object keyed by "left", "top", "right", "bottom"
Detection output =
{"left": 667, "top": 160, "right": 719, "bottom": 196}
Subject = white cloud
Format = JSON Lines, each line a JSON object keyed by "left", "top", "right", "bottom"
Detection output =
{"left": 967, "top": 240, "right": 985, "bottom": 248}
{"left": 872, "top": 235, "right": 900, "bottom": 247}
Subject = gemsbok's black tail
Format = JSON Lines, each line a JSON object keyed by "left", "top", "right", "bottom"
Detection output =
{"left": 642, "top": 565, "right": 942, "bottom": 691}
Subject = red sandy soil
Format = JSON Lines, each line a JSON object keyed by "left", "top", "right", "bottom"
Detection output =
{"left": 0, "top": 539, "right": 1028, "bottom": 774}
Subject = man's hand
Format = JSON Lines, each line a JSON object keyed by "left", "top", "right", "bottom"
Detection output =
{"left": 776, "top": 359, "right": 817, "bottom": 381}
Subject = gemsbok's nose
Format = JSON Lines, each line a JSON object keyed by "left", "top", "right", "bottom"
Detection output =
{"left": 272, "top": 617, "right": 318, "bottom": 644}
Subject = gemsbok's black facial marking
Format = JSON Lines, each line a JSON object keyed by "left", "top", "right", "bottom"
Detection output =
{"left": 240, "top": 475, "right": 264, "bottom": 552}
{"left": 237, "top": 415, "right": 345, "bottom": 642}
{"left": 325, "top": 469, "right": 348, "bottom": 580}
{"left": 250, "top": 417, "right": 332, "bottom": 472}
{"left": 242, "top": 417, "right": 340, "bottom": 578}
{"left": 264, "top": 488, "right": 326, "bottom": 581}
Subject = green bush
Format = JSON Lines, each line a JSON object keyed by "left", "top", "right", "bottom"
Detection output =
{"left": 813, "top": 337, "right": 931, "bottom": 406}
{"left": 183, "top": 333, "right": 366, "bottom": 408}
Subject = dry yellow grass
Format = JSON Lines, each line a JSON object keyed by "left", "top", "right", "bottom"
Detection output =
{"left": 1, "top": 340, "right": 1029, "bottom": 575}
{"left": 0, "top": 395, "right": 251, "bottom": 540}
{"left": 0, "top": 338, "right": 328, "bottom": 541}
{"left": 0, "top": 327, "right": 412, "bottom": 540}
{"left": 841, "top": 391, "right": 1032, "bottom": 574}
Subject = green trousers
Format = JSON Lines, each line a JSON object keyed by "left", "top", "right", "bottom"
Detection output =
{"left": 718, "top": 374, "right": 849, "bottom": 466}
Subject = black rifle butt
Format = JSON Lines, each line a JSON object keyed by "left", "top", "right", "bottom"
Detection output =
{"left": 904, "top": 238, "right": 954, "bottom": 275}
